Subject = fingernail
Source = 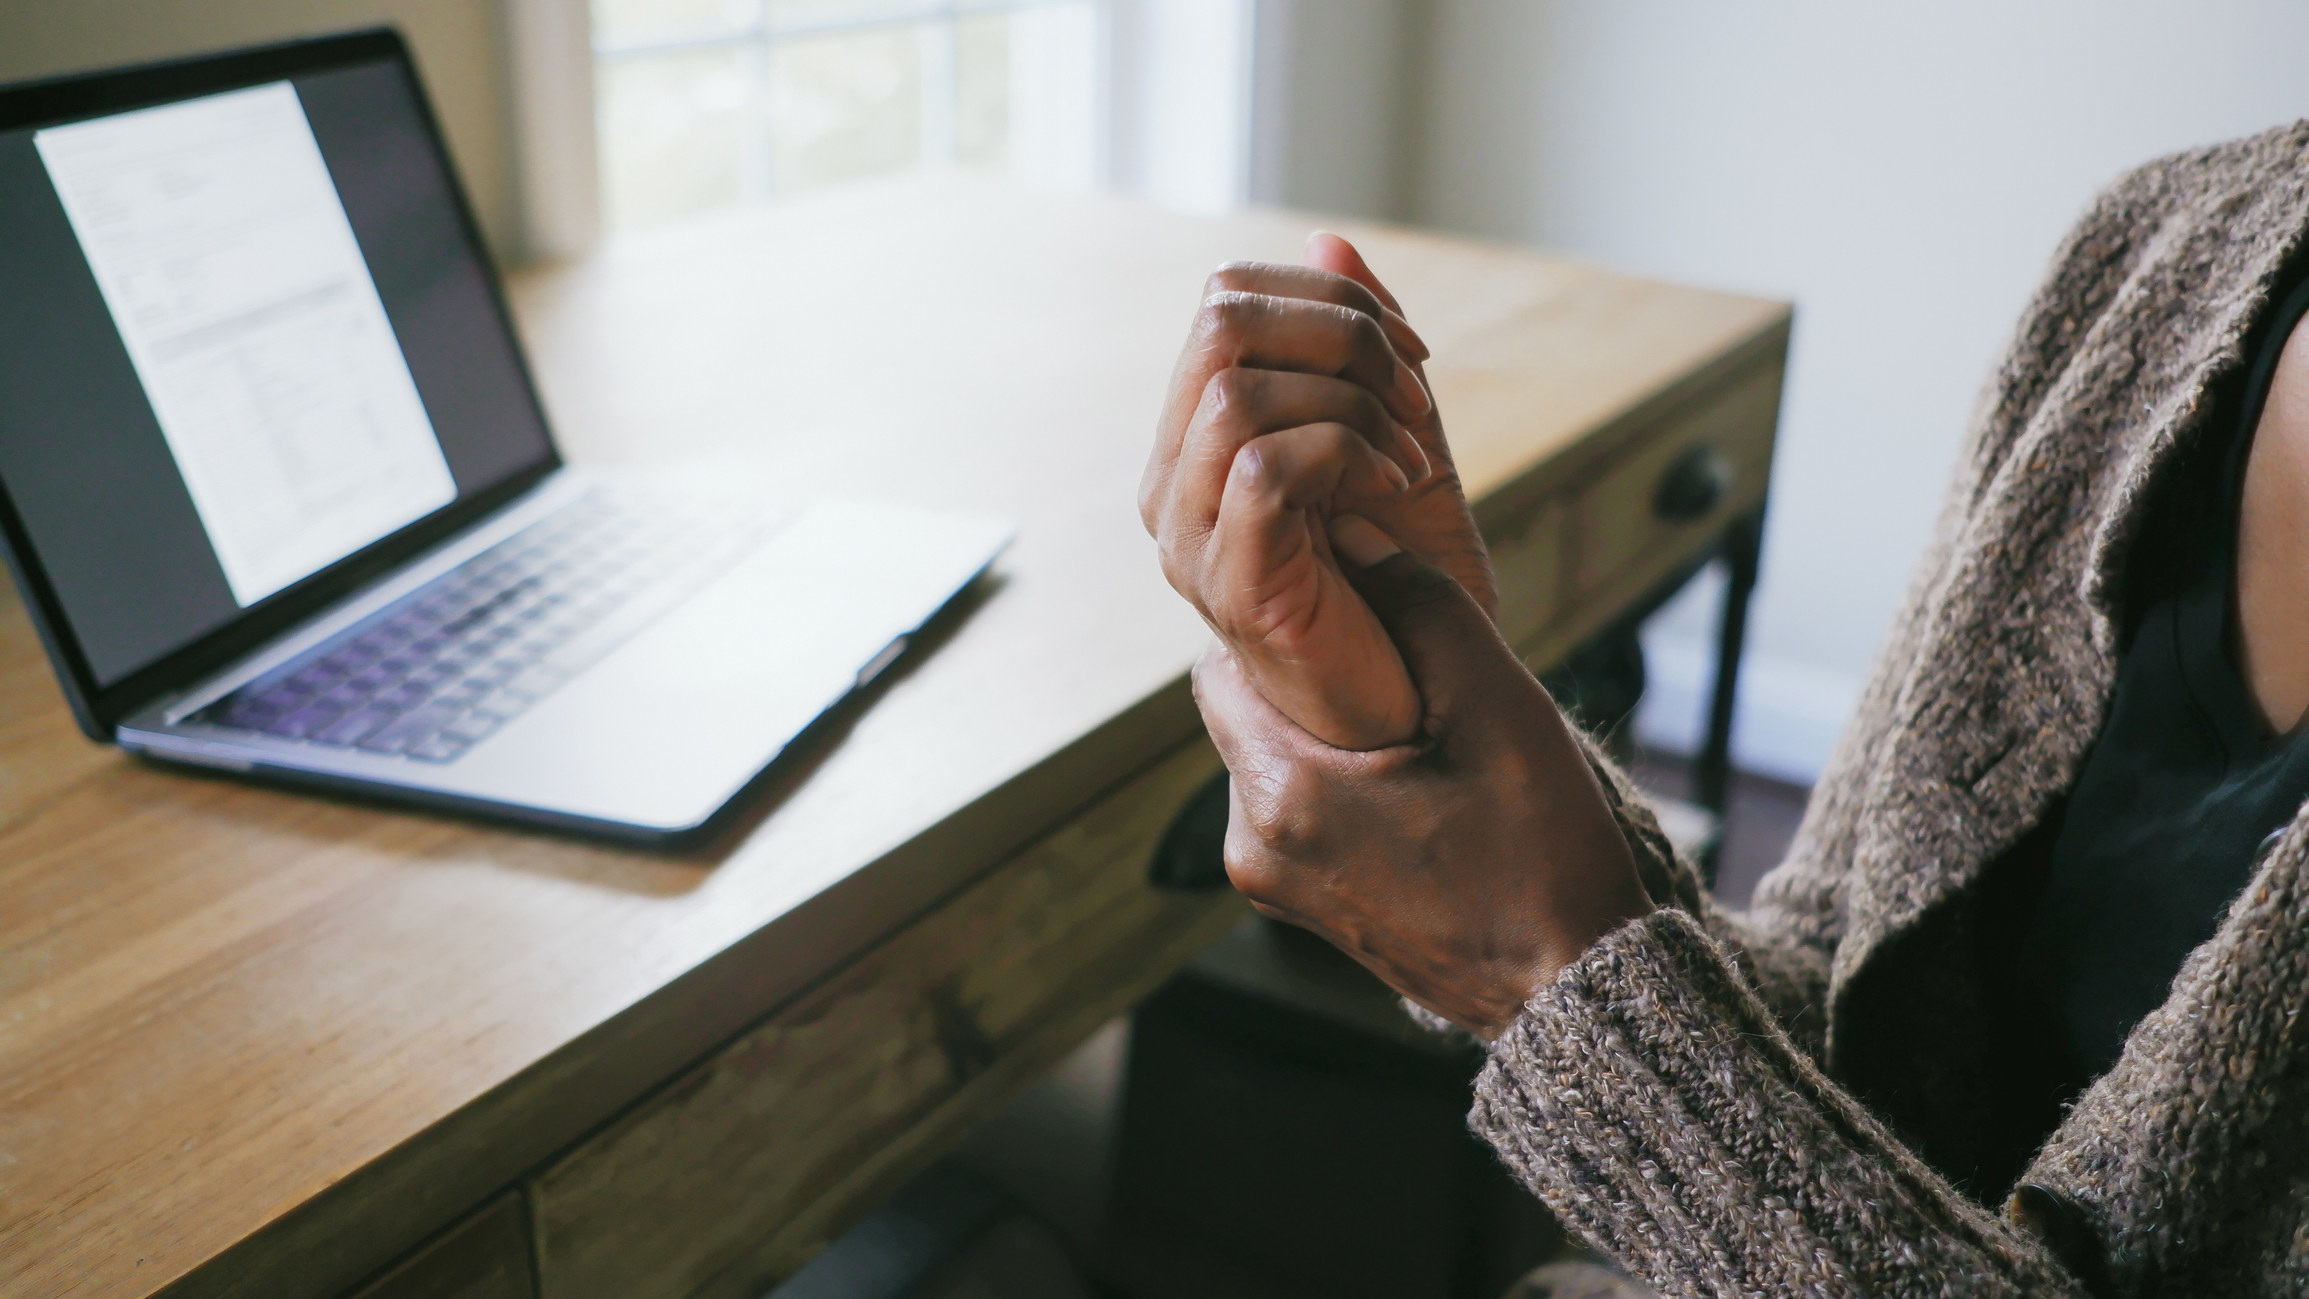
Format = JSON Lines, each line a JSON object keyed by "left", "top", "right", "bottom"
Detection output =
{"left": 1393, "top": 358, "right": 1432, "bottom": 417}
{"left": 1328, "top": 514, "right": 1403, "bottom": 568}
{"left": 1393, "top": 424, "right": 1432, "bottom": 484}
{"left": 1379, "top": 454, "right": 1410, "bottom": 493}
{"left": 1385, "top": 304, "right": 1422, "bottom": 359}
{"left": 1386, "top": 310, "right": 1432, "bottom": 362}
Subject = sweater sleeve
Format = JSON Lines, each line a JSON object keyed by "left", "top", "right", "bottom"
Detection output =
{"left": 1472, "top": 908, "right": 2089, "bottom": 1298}
{"left": 1458, "top": 153, "right": 2202, "bottom": 1295}
{"left": 1569, "top": 731, "right": 1831, "bottom": 1054}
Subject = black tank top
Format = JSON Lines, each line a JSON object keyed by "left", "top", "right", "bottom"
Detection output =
{"left": 2015, "top": 271, "right": 2309, "bottom": 1105}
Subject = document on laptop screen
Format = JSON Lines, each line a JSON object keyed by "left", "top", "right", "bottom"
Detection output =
{"left": 35, "top": 81, "right": 456, "bottom": 607}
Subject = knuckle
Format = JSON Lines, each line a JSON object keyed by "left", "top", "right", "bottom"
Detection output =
{"left": 1156, "top": 528, "right": 1212, "bottom": 594}
{"left": 1203, "top": 366, "right": 1262, "bottom": 420}
{"left": 1193, "top": 292, "right": 1262, "bottom": 357}
{"left": 1220, "top": 838, "right": 1271, "bottom": 893}
{"left": 1221, "top": 818, "right": 1303, "bottom": 903}
{"left": 1226, "top": 437, "right": 1298, "bottom": 509}
{"left": 1269, "top": 763, "right": 1329, "bottom": 830}
{"left": 1153, "top": 538, "right": 1188, "bottom": 588}
{"left": 1223, "top": 437, "right": 1265, "bottom": 491}
{"left": 1228, "top": 756, "right": 1309, "bottom": 846}
{"left": 1206, "top": 261, "right": 1261, "bottom": 293}
{"left": 1199, "top": 289, "right": 1258, "bottom": 326}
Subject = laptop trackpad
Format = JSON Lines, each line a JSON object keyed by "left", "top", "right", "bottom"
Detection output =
{"left": 446, "top": 500, "right": 1008, "bottom": 833}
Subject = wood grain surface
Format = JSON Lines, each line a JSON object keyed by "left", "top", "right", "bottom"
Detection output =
{"left": 528, "top": 740, "right": 1240, "bottom": 1299}
{"left": 0, "top": 175, "right": 1787, "bottom": 1299}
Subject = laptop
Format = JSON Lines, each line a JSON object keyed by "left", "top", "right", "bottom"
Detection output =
{"left": 0, "top": 30, "right": 1012, "bottom": 843}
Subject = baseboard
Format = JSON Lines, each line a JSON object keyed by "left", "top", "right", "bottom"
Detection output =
{"left": 1631, "top": 632, "right": 1861, "bottom": 787}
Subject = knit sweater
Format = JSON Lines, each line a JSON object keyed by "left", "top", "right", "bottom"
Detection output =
{"left": 1468, "top": 122, "right": 2309, "bottom": 1297}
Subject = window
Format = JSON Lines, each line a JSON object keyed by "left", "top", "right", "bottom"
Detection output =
{"left": 592, "top": 0, "right": 1102, "bottom": 231}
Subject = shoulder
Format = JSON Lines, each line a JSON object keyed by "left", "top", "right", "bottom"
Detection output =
{"left": 2042, "top": 120, "right": 2309, "bottom": 300}
{"left": 2040, "top": 121, "right": 2309, "bottom": 304}
{"left": 1967, "top": 122, "right": 2309, "bottom": 478}
{"left": 2051, "top": 120, "right": 2309, "bottom": 313}
{"left": 2100, "top": 120, "right": 2309, "bottom": 217}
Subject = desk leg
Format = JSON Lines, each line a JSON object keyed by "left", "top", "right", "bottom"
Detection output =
{"left": 1695, "top": 510, "right": 1763, "bottom": 888}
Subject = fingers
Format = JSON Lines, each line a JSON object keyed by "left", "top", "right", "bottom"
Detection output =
{"left": 1202, "top": 425, "right": 1401, "bottom": 600}
{"left": 1144, "top": 252, "right": 1434, "bottom": 539}
{"left": 1203, "top": 290, "right": 1430, "bottom": 424}
{"left": 1161, "top": 369, "right": 1421, "bottom": 557}
{"left": 1200, "top": 431, "right": 1424, "bottom": 750}
{"left": 1209, "top": 259, "right": 1428, "bottom": 362}
{"left": 1152, "top": 286, "right": 1428, "bottom": 481}
{"left": 1177, "top": 421, "right": 1403, "bottom": 638}
{"left": 1146, "top": 289, "right": 1429, "bottom": 530}
{"left": 1233, "top": 422, "right": 1411, "bottom": 514}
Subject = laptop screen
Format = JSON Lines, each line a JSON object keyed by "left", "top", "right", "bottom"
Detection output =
{"left": 0, "top": 51, "right": 553, "bottom": 691}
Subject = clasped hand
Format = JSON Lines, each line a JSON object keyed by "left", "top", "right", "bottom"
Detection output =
{"left": 1140, "top": 234, "right": 1651, "bottom": 1037}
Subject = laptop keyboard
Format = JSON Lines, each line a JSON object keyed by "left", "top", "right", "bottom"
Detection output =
{"left": 192, "top": 487, "right": 761, "bottom": 763}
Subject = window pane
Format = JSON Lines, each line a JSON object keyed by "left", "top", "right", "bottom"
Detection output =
{"left": 594, "top": 0, "right": 1099, "bottom": 231}
{"left": 595, "top": 0, "right": 761, "bottom": 50}
{"left": 1004, "top": 3, "right": 1098, "bottom": 190}
{"left": 954, "top": 14, "right": 1009, "bottom": 171}
{"left": 597, "top": 46, "right": 760, "bottom": 229}
{"left": 765, "top": 0, "right": 941, "bottom": 32}
{"left": 766, "top": 27, "right": 922, "bottom": 195}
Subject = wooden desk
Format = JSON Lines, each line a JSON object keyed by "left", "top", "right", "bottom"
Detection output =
{"left": 0, "top": 177, "right": 1788, "bottom": 1299}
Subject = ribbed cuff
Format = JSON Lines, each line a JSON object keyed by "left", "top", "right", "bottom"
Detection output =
{"left": 1469, "top": 908, "right": 2080, "bottom": 1298}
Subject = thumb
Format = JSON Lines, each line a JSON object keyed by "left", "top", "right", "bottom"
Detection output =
{"left": 1331, "top": 516, "right": 1520, "bottom": 720}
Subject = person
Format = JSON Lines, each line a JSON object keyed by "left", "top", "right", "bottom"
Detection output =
{"left": 1139, "top": 120, "right": 2309, "bottom": 1296}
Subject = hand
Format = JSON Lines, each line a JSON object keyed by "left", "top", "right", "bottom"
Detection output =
{"left": 1192, "top": 541, "right": 1651, "bottom": 1038}
{"left": 1141, "top": 233, "right": 1496, "bottom": 751}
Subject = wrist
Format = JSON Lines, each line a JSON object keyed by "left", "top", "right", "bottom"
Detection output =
{"left": 1481, "top": 860, "right": 1655, "bottom": 1039}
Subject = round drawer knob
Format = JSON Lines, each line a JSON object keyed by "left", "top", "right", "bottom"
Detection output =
{"left": 1654, "top": 444, "right": 1733, "bottom": 523}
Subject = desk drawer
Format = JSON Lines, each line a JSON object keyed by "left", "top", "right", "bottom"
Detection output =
{"left": 1567, "top": 361, "right": 1782, "bottom": 602}
{"left": 527, "top": 739, "right": 1243, "bottom": 1299}
{"left": 346, "top": 1193, "right": 534, "bottom": 1299}
{"left": 1488, "top": 496, "right": 1566, "bottom": 658}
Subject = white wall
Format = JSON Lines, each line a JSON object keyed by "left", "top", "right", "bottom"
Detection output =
{"left": 1409, "top": 0, "right": 2309, "bottom": 783}
{"left": 1248, "top": 0, "right": 1415, "bottom": 218}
